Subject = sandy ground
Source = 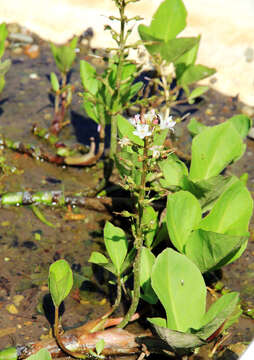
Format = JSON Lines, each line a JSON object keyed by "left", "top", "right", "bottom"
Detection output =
{"left": 0, "top": 0, "right": 254, "bottom": 105}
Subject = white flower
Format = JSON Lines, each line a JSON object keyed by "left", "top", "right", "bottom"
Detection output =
{"left": 119, "top": 137, "right": 131, "bottom": 147}
{"left": 133, "top": 124, "right": 152, "bottom": 139}
{"left": 144, "top": 109, "right": 156, "bottom": 123}
{"left": 128, "top": 114, "right": 140, "bottom": 126}
{"left": 150, "top": 145, "right": 162, "bottom": 158}
{"left": 160, "top": 115, "right": 176, "bottom": 131}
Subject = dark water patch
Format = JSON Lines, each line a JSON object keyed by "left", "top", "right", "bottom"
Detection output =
{"left": 22, "top": 241, "right": 38, "bottom": 250}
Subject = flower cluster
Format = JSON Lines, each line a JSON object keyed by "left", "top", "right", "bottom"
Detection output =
{"left": 128, "top": 109, "right": 176, "bottom": 139}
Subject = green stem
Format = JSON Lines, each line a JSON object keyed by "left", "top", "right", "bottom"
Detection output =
{"left": 118, "top": 138, "right": 148, "bottom": 328}
{"left": 109, "top": 0, "right": 127, "bottom": 161}
{"left": 54, "top": 306, "right": 87, "bottom": 359}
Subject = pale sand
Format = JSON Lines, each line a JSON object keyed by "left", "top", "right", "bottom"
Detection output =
{"left": 0, "top": 0, "right": 253, "bottom": 105}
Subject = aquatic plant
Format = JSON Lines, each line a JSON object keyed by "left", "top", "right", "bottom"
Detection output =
{"left": 49, "top": 37, "right": 78, "bottom": 134}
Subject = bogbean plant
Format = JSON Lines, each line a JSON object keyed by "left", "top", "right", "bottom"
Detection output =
{"left": 49, "top": 37, "right": 78, "bottom": 134}
{"left": 85, "top": 0, "right": 252, "bottom": 354}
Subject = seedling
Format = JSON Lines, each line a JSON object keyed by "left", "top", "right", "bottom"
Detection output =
{"left": 48, "top": 259, "right": 87, "bottom": 359}
{"left": 49, "top": 37, "right": 78, "bottom": 134}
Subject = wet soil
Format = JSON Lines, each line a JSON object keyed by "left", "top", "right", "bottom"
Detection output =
{"left": 0, "top": 37, "right": 253, "bottom": 360}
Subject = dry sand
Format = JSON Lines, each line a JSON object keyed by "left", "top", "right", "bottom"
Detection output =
{"left": 0, "top": 0, "right": 254, "bottom": 105}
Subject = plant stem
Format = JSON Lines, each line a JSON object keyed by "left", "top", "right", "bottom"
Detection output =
{"left": 54, "top": 306, "right": 87, "bottom": 359}
{"left": 109, "top": 0, "right": 127, "bottom": 161}
{"left": 118, "top": 138, "right": 148, "bottom": 328}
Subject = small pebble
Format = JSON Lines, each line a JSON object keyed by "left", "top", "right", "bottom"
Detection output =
{"left": 9, "top": 33, "right": 33, "bottom": 44}
{"left": 205, "top": 108, "right": 213, "bottom": 116}
{"left": 29, "top": 73, "right": 39, "bottom": 80}
{"left": 242, "top": 104, "right": 254, "bottom": 117}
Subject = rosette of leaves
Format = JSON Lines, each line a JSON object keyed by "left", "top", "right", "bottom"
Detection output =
{"left": 158, "top": 116, "right": 253, "bottom": 273}
{"left": 147, "top": 248, "right": 241, "bottom": 354}
{"left": 50, "top": 37, "right": 78, "bottom": 76}
{"left": 138, "top": 0, "right": 215, "bottom": 102}
{"left": 0, "top": 23, "right": 11, "bottom": 94}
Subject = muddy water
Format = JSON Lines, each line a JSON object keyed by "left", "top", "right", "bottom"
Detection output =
{"left": 0, "top": 40, "right": 253, "bottom": 360}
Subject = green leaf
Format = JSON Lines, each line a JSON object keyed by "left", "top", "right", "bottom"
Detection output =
{"left": 174, "top": 35, "right": 201, "bottom": 68}
{"left": 104, "top": 222, "right": 128, "bottom": 275}
{"left": 0, "top": 59, "right": 11, "bottom": 76}
{"left": 148, "top": 317, "right": 167, "bottom": 327}
{"left": 80, "top": 60, "right": 99, "bottom": 95}
{"left": 0, "top": 23, "right": 8, "bottom": 59}
{"left": 0, "top": 347, "right": 18, "bottom": 360}
{"left": 48, "top": 259, "right": 73, "bottom": 307}
{"left": 166, "top": 191, "right": 201, "bottom": 252}
{"left": 88, "top": 252, "right": 109, "bottom": 265}
{"left": 50, "top": 72, "right": 59, "bottom": 92}
{"left": 50, "top": 40, "right": 77, "bottom": 74}
{"left": 185, "top": 229, "right": 248, "bottom": 273}
{"left": 140, "top": 247, "right": 157, "bottom": 304}
{"left": 82, "top": 94, "right": 99, "bottom": 123}
{"left": 182, "top": 175, "right": 238, "bottom": 213}
{"left": 27, "top": 349, "right": 52, "bottom": 360}
{"left": 31, "top": 205, "right": 56, "bottom": 228}
{"left": 151, "top": 248, "right": 206, "bottom": 331}
{"left": 95, "top": 339, "right": 105, "bottom": 355}
{"left": 178, "top": 64, "right": 216, "bottom": 86}
{"left": 60, "top": 46, "right": 76, "bottom": 73}
{"left": 188, "top": 86, "right": 209, "bottom": 104}
{"left": 139, "top": 0, "right": 187, "bottom": 42}
{"left": 228, "top": 114, "right": 252, "bottom": 139}
{"left": 189, "top": 122, "right": 245, "bottom": 181}
{"left": 193, "top": 293, "right": 239, "bottom": 340}
{"left": 117, "top": 114, "right": 144, "bottom": 146}
{"left": 200, "top": 179, "right": 253, "bottom": 235}
{"left": 187, "top": 118, "right": 208, "bottom": 136}
{"left": 159, "top": 154, "right": 188, "bottom": 188}
{"left": 142, "top": 206, "right": 158, "bottom": 248}
{"left": 120, "top": 81, "right": 143, "bottom": 104}
{"left": 69, "top": 36, "right": 78, "bottom": 50}
{"left": 0, "top": 75, "right": 5, "bottom": 94}
{"left": 151, "top": 323, "right": 205, "bottom": 349}
{"left": 159, "top": 38, "right": 200, "bottom": 63}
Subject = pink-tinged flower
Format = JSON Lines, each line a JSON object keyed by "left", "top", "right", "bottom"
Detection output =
{"left": 133, "top": 124, "right": 153, "bottom": 139}
{"left": 160, "top": 115, "right": 176, "bottom": 131}
{"left": 129, "top": 114, "right": 140, "bottom": 127}
{"left": 118, "top": 137, "right": 131, "bottom": 148}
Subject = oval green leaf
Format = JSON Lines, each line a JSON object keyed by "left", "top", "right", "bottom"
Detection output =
{"left": 166, "top": 191, "right": 201, "bottom": 252}
{"left": 104, "top": 221, "right": 128, "bottom": 275}
{"left": 151, "top": 248, "right": 206, "bottom": 332}
{"left": 48, "top": 259, "right": 73, "bottom": 307}
{"left": 189, "top": 122, "right": 245, "bottom": 181}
